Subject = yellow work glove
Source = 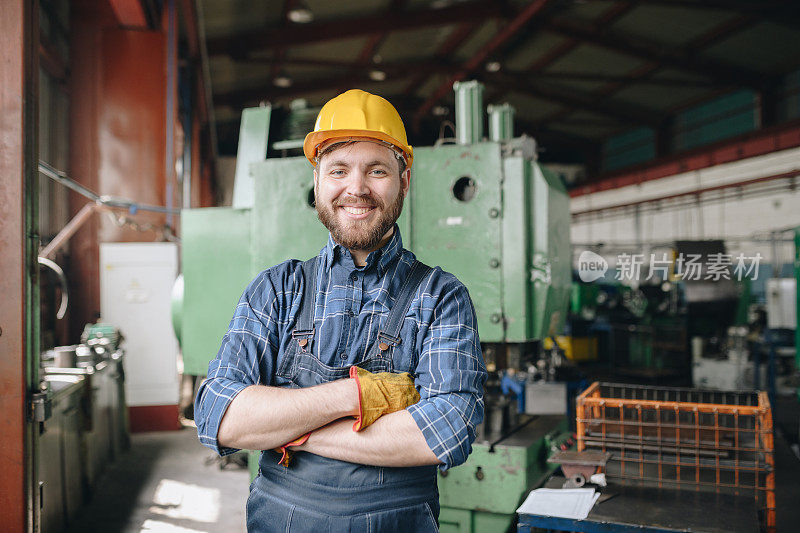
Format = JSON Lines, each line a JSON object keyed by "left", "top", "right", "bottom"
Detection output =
{"left": 274, "top": 432, "right": 311, "bottom": 467}
{"left": 349, "top": 366, "right": 420, "bottom": 431}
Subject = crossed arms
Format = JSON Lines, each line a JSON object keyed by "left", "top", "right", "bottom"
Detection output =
{"left": 194, "top": 267, "right": 486, "bottom": 470}
{"left": 215, "top": 378, "right": 439, "bottom": 467}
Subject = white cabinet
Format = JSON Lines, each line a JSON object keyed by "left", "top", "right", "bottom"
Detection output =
{"left": 100, "top": 243, "right": 179, "bottom": 407}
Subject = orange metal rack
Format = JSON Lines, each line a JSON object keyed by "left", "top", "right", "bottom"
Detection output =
{"left": 576, "top": 382, "right": 775, "bottom": 532}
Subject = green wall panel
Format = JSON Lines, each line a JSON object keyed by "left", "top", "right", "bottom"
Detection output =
{"left": 181, "top": 208, "right": 252, "bottom": 375}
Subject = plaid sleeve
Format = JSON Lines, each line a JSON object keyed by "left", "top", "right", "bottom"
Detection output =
{"left": 407, "top": 280, "right": 486, "bottom": 470}
{"left": 194, "top": 271, "right": 280, "bottom": 456}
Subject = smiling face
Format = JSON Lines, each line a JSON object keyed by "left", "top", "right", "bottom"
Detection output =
{"left": 314, "top": 140, "right": 410, "bottom": 258}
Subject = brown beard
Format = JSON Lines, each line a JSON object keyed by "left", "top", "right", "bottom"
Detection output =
{"left": 315, "top": 186, "right": 405, "bottom": 251}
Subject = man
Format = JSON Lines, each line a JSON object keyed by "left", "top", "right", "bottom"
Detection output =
{"left": 195, "top": 89, "right": 486, "bottom": 531}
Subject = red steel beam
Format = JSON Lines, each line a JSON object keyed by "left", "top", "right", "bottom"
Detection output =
{"left": 531, "top": 1, "right": 635, "bottom": 72}
{"left": 414, "top": 0, "right": 552, "bottom": 124}
{"left": 544, "top": 16, "right": 767, "bottom": 89}
{"left": 350, "top": 0, "right": 409, "bottom": 72}
{"left": 178, "top": 0, "right": 199, "bottom": 57}
{"left": 572, "top": 169, "right": 800, "bottom": 218}
{"left": 215, "top": 70, "right": 410, "bottom": 107}
{"left": 208, "top": 0, "right": 505, "bottom": 56}
{"left": 570, "top": 120, "right": 800, "bottom": 197}
{"left": 588, "top": 13, "right": 758, "bottom": 104}
{"left": 0, "top": 1, "right": 36, "bottom": 530}
{"left": 485, "top": 2, "right": 636, "bottom": 106}
{"left": 536, "top": 12, "right": 762, "bottom": 132}
{"left": 108, "top": 0, "right": 148, "bottom": 27}
{"left": 335, "top": 0, "right": 408, "bottom": 96}
{"left": 403, "top": 20, "right": 479, "bottom": 97}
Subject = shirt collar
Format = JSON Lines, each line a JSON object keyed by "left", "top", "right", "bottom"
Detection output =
{"left": 323, "top": 224, "right": 403, "bottom": 277}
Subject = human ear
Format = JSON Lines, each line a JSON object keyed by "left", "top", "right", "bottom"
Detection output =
{"left": 400, "top": 167, "right": 411, "bottom": 196}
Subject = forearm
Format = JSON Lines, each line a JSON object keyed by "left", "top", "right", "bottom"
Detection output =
{"left": 299, "top": 410, "right": 442, "bottom": 467}
{"left": 217, "top": 378, "right": 358, "bottom": 450}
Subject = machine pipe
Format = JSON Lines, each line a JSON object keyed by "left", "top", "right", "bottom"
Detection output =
{"left": 487, "top": 103, "right": 515, "bottom": 142}
{"left": 453, "top": 80, "right": 484, "bottom": 145}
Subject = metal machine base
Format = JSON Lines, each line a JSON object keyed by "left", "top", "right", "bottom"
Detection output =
{"left": 438, "top": 415, "right": 570, "bottom": 533}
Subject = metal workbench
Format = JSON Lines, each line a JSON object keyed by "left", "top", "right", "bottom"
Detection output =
{"left": 517, "top": 477, "right": 760, "bottom": 533}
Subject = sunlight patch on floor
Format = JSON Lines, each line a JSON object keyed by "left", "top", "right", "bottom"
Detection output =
{"left": 147, "top": 479, "right": 221, "bottom": 523}
{"left": 140, "top": 519, "right": 208, "bottom": 533}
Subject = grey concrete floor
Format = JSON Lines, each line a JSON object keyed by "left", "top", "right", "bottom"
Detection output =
{"left": 66, "top": 427, "right": 250, "bottom": 533}
{"left": 64, "top": 421, "right": 800, "bottom": 532}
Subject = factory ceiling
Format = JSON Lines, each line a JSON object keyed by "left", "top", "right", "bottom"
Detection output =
{"left": 198, "top": 0, "right": 800, "bottom": 182}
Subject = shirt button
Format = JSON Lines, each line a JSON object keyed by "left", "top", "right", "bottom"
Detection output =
{"left": 350, "top": 273, "right": 358, "bottom": 283}
{"left": 340, "top": 353, "right": 347, "bottom": 360}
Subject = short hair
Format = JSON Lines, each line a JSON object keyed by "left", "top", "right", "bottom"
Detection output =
{"left": 316, "top": 140, "right": 407, "bottom": 174}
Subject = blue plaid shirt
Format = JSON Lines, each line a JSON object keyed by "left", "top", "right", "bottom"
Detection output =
{"left": 195, "top": 226, "right": 486, "bottom": 469}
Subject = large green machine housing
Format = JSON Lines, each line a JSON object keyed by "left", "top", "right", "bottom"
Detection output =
{"left": 176, "top": 81, "right": 572, "bottom": 533}
{"left": 179, "top": 86, "right": 570, "bottom": 375}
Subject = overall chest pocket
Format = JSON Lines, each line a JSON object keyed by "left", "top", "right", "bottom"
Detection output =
{"left": 276, "top": 337, "right": 398, "bottom": 388}
{"left": 275, "top": 257, "right": 430, "bottom": 387}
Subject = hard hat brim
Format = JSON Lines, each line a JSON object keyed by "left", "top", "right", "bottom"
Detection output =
{"left": 303, "top": 129, "right": 413, "bottom": 169}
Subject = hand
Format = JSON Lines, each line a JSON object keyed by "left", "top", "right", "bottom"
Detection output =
{"left": 349, "top": 366, "right": 420, "bottom": 431}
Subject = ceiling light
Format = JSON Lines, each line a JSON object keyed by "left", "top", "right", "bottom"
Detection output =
{"left": 287, "top": 2, "right": 314, "bottom": 24}
{"left": 372, "top": 54, "right": 383, "bottom": 64}
{"left": 432, "top": 105, "right": 449, "bottom": 117}
{"left": 273, "top": 74, "right": 292, "bottom": 88}
{"left": 485, "top": 61, "right": 501, "bottom": 73}
{"left": 369, "top": 70, "right": 387, "bottom": 82}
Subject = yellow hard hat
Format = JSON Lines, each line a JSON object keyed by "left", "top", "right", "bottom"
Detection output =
{"left": 303, "top": 89, "right": 413, "bottom": 168}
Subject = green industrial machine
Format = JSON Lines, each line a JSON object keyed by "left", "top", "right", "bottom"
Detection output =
{"left": 437, "top": 416, "right": 571, "bottom": 533}
{"left": 176, "top": 81, "right": 572, "bottom": 532}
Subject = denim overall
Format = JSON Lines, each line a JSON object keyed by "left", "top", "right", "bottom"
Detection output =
{"left": 247, "top": 257, "right": 440, "bottom": 532}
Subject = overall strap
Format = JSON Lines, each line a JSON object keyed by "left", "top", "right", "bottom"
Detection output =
{"left": 291, "top": 257, "right": 318, "bottom": 350}
{"left": 377, "top": 260, "right": 433, "bottom": 348}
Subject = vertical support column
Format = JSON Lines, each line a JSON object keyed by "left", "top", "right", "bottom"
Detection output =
{"left": 165, "top": 0, "right": 177, "bottom": 226}
{"left": 0, "top": 1, "right": 39, "bottom": 531}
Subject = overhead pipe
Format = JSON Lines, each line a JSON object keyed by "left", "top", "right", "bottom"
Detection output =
{"left": 38, "top": 257, "right": 68, "bottom": 320}
{"left": 38, "top": 161, "right": 180, "bottom": 215}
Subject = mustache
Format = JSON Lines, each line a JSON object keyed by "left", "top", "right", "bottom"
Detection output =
{"left": 332, "top": 195, "right": 381, "bottom": 208}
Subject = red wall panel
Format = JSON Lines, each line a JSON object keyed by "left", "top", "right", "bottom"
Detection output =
{"left": 69, "top": 1, "right": 174, "bottom": 338}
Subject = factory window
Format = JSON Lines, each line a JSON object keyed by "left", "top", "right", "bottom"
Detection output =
{"left": 452, "top": 176, "right": 477, "bottom": 202}
{"left": 602, "top": 128, "right": 656, "bottom": 173}
{"left": 673, "top": 90, "right": 757, "bottom": 151}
